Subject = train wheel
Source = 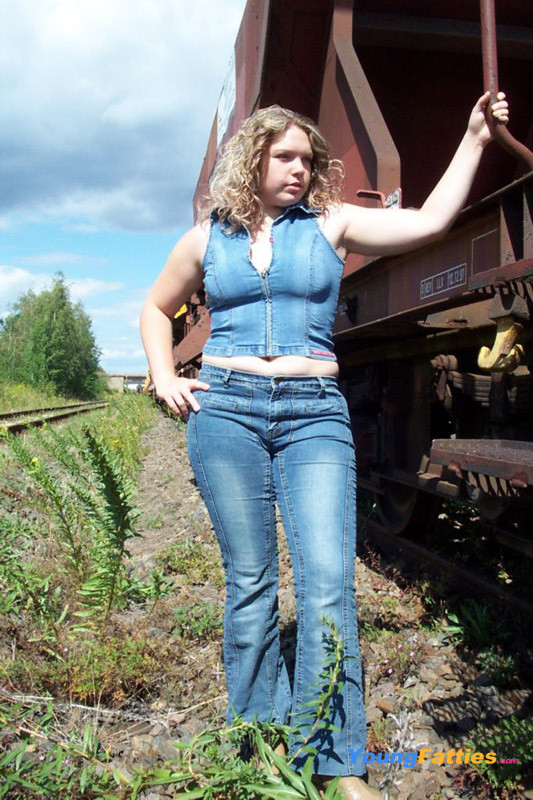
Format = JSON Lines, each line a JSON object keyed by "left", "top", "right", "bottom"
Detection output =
{"left": 465, "top": 484, "right": 511, "bottom": 523}
{"left": 374, "top": 481, "right": 442, "bottom": 537}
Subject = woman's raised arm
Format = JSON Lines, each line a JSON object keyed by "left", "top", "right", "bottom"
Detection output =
{"left": 339, "top": 91, "right": 509, "bottom": 257}
{"left": 139, "top": 223, "right": 210, "bottom": 418}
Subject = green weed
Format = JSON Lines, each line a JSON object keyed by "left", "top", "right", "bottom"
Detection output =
{"left": 366, "top": 716, "right": 392, "bottom": 753}
{"left": 441, "top": 600, "right": 502, "bottom": 650}
{"left": 143, "top": 512, "right": 165, "bottom": 529}
{"left": 462, "top": 715, "right": 533, "bottom": 798}
{"left": 2, "top": 635, "right": 161, "bottom": 706}
{"left": 0, "top": 699, "right": 120, "bottom": 799}
{"left": 173, "top": 602, "right": 224, "bottom": 640}
{"left": 359, "top": 620, "right": 383, "bottom": 643}
{"left": 476, "top": 645, "right": 519, "bottom": 688}
{"left": 372, "top": 639, "right": 419, "bottom": 684}
{"left": 158, "top": 537, "right": 224, "bottom": 588}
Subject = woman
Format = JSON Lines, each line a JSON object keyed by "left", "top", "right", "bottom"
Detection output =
{"left": 140, "top": 91, "right": 508, "bottom": 800}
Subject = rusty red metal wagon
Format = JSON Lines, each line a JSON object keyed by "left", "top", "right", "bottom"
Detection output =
{"left": 172, "top": 0, "right": 533, "bottom": 545}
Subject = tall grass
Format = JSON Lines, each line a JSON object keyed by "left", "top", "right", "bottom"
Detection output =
{"left": 0, "top": 394, "right": 166, "bottom": 645}
{"left": 0, "top": 379, "right": 109, "bottom": 414}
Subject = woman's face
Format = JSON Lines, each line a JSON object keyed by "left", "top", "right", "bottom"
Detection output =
{"left": 259, "top": 124, "right": 313, "bottom": 216}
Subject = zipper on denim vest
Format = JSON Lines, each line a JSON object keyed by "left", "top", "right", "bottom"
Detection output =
{"left": 262, "top": 272, "right": 272, "bottom": 352}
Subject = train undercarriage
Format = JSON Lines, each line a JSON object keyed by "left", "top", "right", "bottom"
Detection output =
{"left": 337, "top": 173, "right": 533, "bottom": 548}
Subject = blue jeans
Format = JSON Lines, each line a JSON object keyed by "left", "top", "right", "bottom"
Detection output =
{"left": 186, "top": 364, "right": 366, "bottom": 777}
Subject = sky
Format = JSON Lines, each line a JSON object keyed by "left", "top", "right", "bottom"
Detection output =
{"left": 0, "top": 0, "right": 247, "bottom": 375}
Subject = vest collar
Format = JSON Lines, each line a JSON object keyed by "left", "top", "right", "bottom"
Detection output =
{"left": 274, "top": 201, "right": 319, "bottom": 222}
{"left": 212, "top": 201, "right": 319, "bottom": 231}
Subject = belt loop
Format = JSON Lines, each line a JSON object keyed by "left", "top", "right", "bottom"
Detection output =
{"left": 222, "top": 369, "right": 232, "bottom": 386}
{"left": 317, "top": 376, "right": 326, "bottom": 395}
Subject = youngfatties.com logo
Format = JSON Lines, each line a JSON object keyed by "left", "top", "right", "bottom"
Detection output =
{"left": 349, "top": 747, "right": 518, "bottom": 769}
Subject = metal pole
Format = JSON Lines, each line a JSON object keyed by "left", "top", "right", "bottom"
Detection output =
{"left": 480, "top": 0, "right": 533, "bottom": 171}
{"left": 480, "top": 0, "right": 499, "bottom": 102}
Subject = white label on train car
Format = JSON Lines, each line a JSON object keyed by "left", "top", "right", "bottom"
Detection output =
{"left": 420, "top": 263, "right": 467, "bottom": 300}
{"left": 217, "top": 51, "right": 236, "bottom": 147}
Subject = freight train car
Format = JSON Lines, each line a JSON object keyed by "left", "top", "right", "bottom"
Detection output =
{"left": 173, "top": 0, "right": 533, "bottom": 548}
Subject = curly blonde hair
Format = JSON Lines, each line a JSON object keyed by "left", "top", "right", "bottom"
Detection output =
{"left": 197, "top": 105, "right": 344, "bottom": 231}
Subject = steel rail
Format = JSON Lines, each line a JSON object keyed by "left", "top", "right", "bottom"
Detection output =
{"left": 360, "top": 514, "right": 533, "bottom": 622}
{"left": 0, "top": 401, "right": 109, "bottom": 434}
{"left": 0, "top": 401, "right": 106, "bottom": 422}
{"left": 480, "top": 0, "right": 533, "bottom": 171}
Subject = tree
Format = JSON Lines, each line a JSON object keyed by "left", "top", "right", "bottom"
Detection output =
{"left": 0, "top": 272, "right": 105, "bottom": 399}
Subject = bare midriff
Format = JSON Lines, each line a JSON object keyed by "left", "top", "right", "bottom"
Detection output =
{"left": 201, "top": 354, "right": 339, "bottom": 377}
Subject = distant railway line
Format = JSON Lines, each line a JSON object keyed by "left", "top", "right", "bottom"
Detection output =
{"left": 0, "top": 401, "right": 109, "bottom": 434}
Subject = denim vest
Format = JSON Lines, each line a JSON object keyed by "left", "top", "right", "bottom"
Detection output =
{"left": 201, "top": 203, "right": 345, "bottom": 361}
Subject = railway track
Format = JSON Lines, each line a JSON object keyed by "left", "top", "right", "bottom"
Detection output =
{"left": 358, "top": 511, "right": 533, "bottom": 623}
{"left": 0, "top": 401, "right": 109, "bottom": 434}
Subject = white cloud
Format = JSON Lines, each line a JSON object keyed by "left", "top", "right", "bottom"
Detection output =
{"left": 101, "top": 347, "right": 146, "bottom": 360}
{"left": 0, "top": 265, "right": 52, "bottom": 308}
{"left": 88, "top": 293, "right": 148, "bottom": 328}
{"left": 0, "top": 0, "right": 247, "bottom": 232}
{"left": 65, "top": 277, "right": 124, "bottom": 301}
{"left": 0, "top": 265, "right": 123, "bottom": 311}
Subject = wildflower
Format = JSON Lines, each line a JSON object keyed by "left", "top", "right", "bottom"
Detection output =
{"left": 387, "top": 668, "right": 393, "bottom": 674}
{"left": 39, "top": 755, "right": 45, "bottom": 762}
{"left": 409, "top": 651, "right": 415, "bottom": 658}
{"left": 63, "top": 647, "right": 69, "bottom": 653}
{"left": 397, "top": 644, "right": 402, "bottom": 649}
{"left": 31, "top": 457, "right": 40, "bottom": 465}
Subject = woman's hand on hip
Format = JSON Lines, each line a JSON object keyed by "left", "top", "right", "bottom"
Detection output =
{"left": 153, "top": 375, "right": 210, "bottom": 419}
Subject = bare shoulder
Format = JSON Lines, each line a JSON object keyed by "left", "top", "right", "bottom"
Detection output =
{"left": 169, "top": 222, "right": 210, "bottom": 265}
{"left": 151, "top": 223, "right": 208, "bottom": 305}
